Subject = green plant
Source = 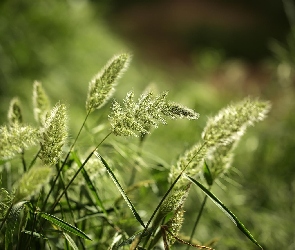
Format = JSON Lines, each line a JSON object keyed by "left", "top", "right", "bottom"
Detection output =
{"left": 0, "top": 53, "right": 270, "bottom": 250}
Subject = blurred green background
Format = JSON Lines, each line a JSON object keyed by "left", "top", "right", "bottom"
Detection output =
{"left": 1, "top": 0, "right": 294, "bottom": 249}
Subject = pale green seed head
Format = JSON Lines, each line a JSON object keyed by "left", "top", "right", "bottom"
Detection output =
{"left": 202, "top": 98, "right": 271, "bottom": 148}
{"left": 163, "top": 102, "right": 200, "bottom": 120}
{"left": 169, "top": 98, "right": 270, "bottom": 185}
{"left": 169, "top": 143, "right": 208, "bottom": 185}
{"left": 159, "top": 186, "right": 189, "bottom": 247}
{"left": 109, "top": 90, "right": 199, "bottom": 137}
{"left": 200, "top": 98, "right": 270, "bottom": 182}
{"left": 0, "top": 125, "right": 38, "bottom": 161}
{"left": 39, "top": 103, "right": 68, "bottom": 165}
{"left": 86, "top": 53, "right": 131, "bottom": 113}
{"left": 7, "top": 97, "right": 23, "bottom": 125}
{"left": 160, "top": 186, "right": 190, "bottom": 216}
{"left": 32, "top": 81, "right": 51, "bottom": 125}
{"left": 13, "top": 165, "right": 52, "bottom": 202}
{"left": 109, "top": 91, "right": 166, "bottom": 137}
{"left": 166, "top": 208, "right": 185, "bottom": 246}
{"left": 205, "top": 142, "right": 236, "bottom": 181}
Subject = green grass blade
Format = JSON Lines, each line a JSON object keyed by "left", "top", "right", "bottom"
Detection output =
{"left": 185, "top": 175, "right": 263, "bottom": 249}
{"left": 70, "top": 151, "right": 107, "bottom": 215}
{"left": 63, "top": 232, "right": 79, "bottom": 250}
{"left": 5, "top": 201, "right": 28, "bottom": 250}
{"left": 39, "top": 212, "right": 91, "bottom": 240}
{"left": 203, "top": 161, "right": 213, "bottom": 186}
{"left": 94, "top": 152, "right": 145, "bottom": 228}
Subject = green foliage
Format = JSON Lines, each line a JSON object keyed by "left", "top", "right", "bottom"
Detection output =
{"left": 39, "top": 212, "right": 91, "bottom": 240}
{"left": 185, "top": 176, "right": 263, "bottom": 249}
{"left": 95, "top": 152, "right": 145, "bottom": 228}
{"left": 1, "top": 1, "right": 294, "bottom": 249}
{"left": 4, "top": 201, "right": 29, "bottom": 250}
{"left": 63, "top": 232, "right": 79, "bottom": 250}
{"left": 0, "top": 53, "right": 271, "bottom": 250}
{"left": 0, "top": 188, "right": 12, "bottom": 219}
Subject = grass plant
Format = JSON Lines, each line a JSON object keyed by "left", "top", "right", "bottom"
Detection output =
{"left": 0, "top": 53, "right": 270, "bottom": 250}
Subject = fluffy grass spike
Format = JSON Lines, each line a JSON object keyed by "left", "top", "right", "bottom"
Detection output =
{"left": 86, "top": 53, "right": 131, "bottom": 113}
{"left": 32, "top": 81, "right": 51, "bottom": 125}
{"left": 39, "top": 102, "right": 68, "bottom": 165}
{"left": 109, "top": 91, "right": 199, "bottom": 137}
{"left": 162, "top": 187, "right": 190, "bottom": 247}
{"left": 202, "top": 98, "right": 271, "bottom": 147}
{"left": 13, "top": 166, "right": 52, "bottom": 202}
{"left": 0, "top": 125, "right": 38, "bottom": 161}
{"left": 205, "top": 142, "right": 235, "bottom": 181}
{"left": 7, "top": 97, "right": 23, "bottom": 125}
{"left": 164, "top": 102, "right": 199, "bottom": 120}
{"left": 169, "top": 143, "right": 208, "bottom": 186}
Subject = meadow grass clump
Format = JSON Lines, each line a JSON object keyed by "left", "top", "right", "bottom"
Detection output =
{"left": 0, "top": 53, "right": 270, "bottom": 250}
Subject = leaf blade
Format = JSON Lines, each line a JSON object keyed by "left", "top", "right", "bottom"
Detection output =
{"left": 5, "top": 201, "right": 29, "bottom": 250}
{"left": 203, "top": 161, "right": 213, "bottom": 186}
{"left": 70, "top": 151, "right": 107, "bottom": 215}
{"left": 94, "top": 152, "right": 145, "bottom": 228}
{"left": 63, "top": 232, "right": 79, "bottom": 250}
{"left": 185, "top": 175, "right": 263, "bottom": 249}
{"left": 39, "top": 212, "right": 91, "bottom": 240}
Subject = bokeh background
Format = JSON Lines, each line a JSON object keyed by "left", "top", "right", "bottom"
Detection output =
{"left": 1, "top": 0, "right": 295, "bottom": 249}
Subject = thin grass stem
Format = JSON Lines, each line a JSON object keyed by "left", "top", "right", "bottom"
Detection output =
{"left": 54, "top": 162, "right": 81, "bottom": 233}
{"left": 186, "top": 192, "right": 209, "bottom": 250}
{"left": 28, "top": 149, "right": 41, "bottom": 170}
{"left": 50, "top": 131, "right": 112, "bottom": 212}
{"left": 142, "top": 171, "right": 183, "bottom": 248}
